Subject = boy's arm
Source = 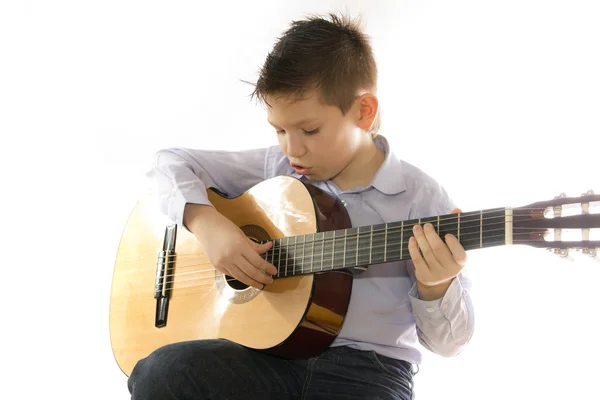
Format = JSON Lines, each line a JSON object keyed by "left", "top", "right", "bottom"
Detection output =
{"left": 407, "top": 186, "right": 475, "bottom": 357}
{"left": 408, "top": 270, "right": 474, "bottom": 357}
{"left": 146, "top": 146, "right": 270, "bottom": 231}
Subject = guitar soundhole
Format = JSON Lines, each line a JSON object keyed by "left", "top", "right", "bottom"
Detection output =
{"left": 240, "top": 224, "right": 271, "bottom": 243}
{"left": 225, "top": 276, "right": 249, "bottom": 291}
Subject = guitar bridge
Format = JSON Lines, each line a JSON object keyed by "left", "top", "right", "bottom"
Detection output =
{"left": 154, "top": 224, "right": 177, "bottom": 327}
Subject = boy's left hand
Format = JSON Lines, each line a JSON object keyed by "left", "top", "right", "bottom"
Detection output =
{"left": 408, "top": 208, "right": 467, "bottom": 287}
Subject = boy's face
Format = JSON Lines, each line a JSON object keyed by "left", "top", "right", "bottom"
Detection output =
{"left": 266, "top": 90, "right": 376, "bottom": 184}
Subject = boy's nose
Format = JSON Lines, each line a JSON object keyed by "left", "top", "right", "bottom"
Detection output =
{"left": 286, "top": 135, "right": 306, "bottom": 158}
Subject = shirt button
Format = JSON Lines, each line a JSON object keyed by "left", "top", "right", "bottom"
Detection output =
{"left": 426, "top": 307, "right": 434, "bottom": 313}
{"left": 441, "top": 303, "right": 448, "bottom": 311}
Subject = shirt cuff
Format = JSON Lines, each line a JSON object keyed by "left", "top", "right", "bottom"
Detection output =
{"left": 408, "top": 277, "right": 463, "bottom": 320}
{"left": 169, "top": 186, "right": 213, "bottom": 233}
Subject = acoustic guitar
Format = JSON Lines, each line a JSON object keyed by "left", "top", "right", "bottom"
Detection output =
{"left": 109, "top": 176, "right": 599, "bottom": 376}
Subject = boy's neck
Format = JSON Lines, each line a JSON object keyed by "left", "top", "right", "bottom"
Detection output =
{"left": 331, "top": 139, "right": 385, "bottom": 192}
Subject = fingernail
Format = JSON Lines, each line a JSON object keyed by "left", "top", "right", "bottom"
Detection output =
{"left": 413, "top": 224, "right": 420, "bottom": 233}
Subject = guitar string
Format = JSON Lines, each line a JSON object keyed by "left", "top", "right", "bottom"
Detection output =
{"left": 149, "top": 217, "right": 512, "bottom": 277}
{"left": 153, "top": 209, "right": 581, "bottom": 274}
{"left": 136, "top": 211, "right": 514, "bottom": 267}
{"left": 166, "top": 205, "right": 598, "bottom": 262}
{"left": 120, "top": 203, "right": 597, "bottom": 265}
{"left": 121, "top": 238, "right": 512, "bottom": 299}
{"left": 144, "top": 227, "right": 593, "bottom": 293}
{"left": 108, "top": 204, "right": 599, "bottom": 303}
{"left": 114, "top": 206, "right": 598, "bottom": 289}
{"left": 157, "top": 223, "right": 522, "bottom": 278}
{"left": 144, "top": 219, "right": 598, "bottom": 284}
{"left": 151, "top": 236, "right": 564, "bottom": 298}
{"left": 112, "top": 238, "right": 600, "bottom": 303}
{"left": 172, "top": 211, "right": 504, "bottom": 259}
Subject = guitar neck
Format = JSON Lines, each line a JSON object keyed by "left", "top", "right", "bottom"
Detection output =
{"left": 265, "top": 207, "right": 510, "bottom": 278}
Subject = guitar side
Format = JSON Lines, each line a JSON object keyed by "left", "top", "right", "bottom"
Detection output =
{"left": 109, "top": 176, "right": 354, "bottom": 376}
{"left": 259, "top": 178, "right": 355, "bottom": 359}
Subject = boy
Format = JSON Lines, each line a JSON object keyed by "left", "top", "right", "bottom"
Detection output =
{"left": 129, "top": 12, "right": 474, "bottom": 400}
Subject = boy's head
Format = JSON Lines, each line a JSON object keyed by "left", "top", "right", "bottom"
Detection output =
{"left": 251, "top": 12, "right": 380, "bottom": 136}
{"left": 249, "top": 13, "right": 383, "bottom": 187}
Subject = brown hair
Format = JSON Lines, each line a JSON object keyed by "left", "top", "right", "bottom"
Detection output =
{"left": 248, "top": 12, "right": 381, "bottom": 136}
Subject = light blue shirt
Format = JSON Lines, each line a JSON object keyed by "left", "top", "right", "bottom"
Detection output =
{"left": 146, "top": 134, "right": 474, "bottom": 364}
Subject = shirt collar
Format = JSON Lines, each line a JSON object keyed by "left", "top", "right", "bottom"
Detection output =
{"left": 368, "top": 134, "right": 407, "bottom": 195}
{"left": 289, "top": 134, "right": 406, "bottom": 195}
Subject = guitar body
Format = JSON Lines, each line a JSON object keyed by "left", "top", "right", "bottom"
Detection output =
{"left": 109, "top": 176, "right": 354, "bottom": 376}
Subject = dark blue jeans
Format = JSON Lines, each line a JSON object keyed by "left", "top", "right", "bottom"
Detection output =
{"left": 128, "top": 339, "right": 416, "bottom": 399}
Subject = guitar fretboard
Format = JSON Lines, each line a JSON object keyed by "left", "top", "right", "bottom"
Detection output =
{"left": 263, "top": 208, "right": 507, "bottom": 278}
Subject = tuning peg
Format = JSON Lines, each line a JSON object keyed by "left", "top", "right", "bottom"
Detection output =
{"left": 582, "top": 189, "right": 594, "bottom": 196}
{"left": 555, "top": 192, "right": 567, "bottom": 199}
{"left": 559, "top": 248, "right": 569, "bottom": 258}
{"left": 582, "top": 248, "right": 598, "bottom": 258}
{"left": 548, "top": 248, "right": 570, "bottom": 258}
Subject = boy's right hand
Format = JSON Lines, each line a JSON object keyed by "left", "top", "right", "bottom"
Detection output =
{"left": 185, "top": 204, "right": 278, "bottom": 289}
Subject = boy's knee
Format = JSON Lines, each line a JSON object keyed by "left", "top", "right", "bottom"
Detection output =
{"left": 127, "top": 343, "right": 191, "bottom": 397}
{"left": 127, "top": 340, "right": 233, "bottom": 398}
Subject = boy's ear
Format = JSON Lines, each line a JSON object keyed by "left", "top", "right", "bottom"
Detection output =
{"left": 356, "top": 93, "right": 378, "bottom": 131}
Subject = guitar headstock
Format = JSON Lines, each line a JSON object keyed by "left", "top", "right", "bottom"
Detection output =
{"left": 513, "top": 189, "right": 600, "bottom": 259}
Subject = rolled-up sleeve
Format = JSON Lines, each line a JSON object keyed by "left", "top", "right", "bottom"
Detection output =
{"left": 408, "top": 270, "right": 474, "bottom": 357}
{"left": 145, "top": 147, "right": 269, "bottom": 230}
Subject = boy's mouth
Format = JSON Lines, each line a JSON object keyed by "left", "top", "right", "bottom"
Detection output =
{"left": 291, "top": 164, "right": 311, "bottom": 175}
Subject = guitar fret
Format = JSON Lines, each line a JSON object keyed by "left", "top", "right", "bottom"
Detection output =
{"left": 285, "top": 237, "right": 290, "bottom": 276}
{"left": 277, "top": 239, "right": 282, "bottom": 276}
{"left": 383, "top": 223, "right": 387, "bottom": 262}
{"left": 356, "top": 227, "right": 360, "bottom": 264}
{"left": 320, "top": 233, "right": 325, "bottom": 271}
{"left": 505, "top": 207, "right": 513, "bottom": 245}
{"left": 293, "top": 236, "right": 297, "bottom": 275}
{"left": 284, "top": 239, "right": 288, "bottom": 276}
{"left": 300, "top": 235, "right": 305, "bottom": 274}
{"left": 480, "top": 210, "right": 483, "bottom": 248}
{"left": 331, "top": 231, "right": 336, "bottom": 270}
{"left": 458, "top": 213, "right": 461, "bottom": 241}
{"left": 289, "top": 238, "right": 294, "bottom": 276}
{"left": 437, "top": 215, "right": 440, "bottom": 233}
{"left": 369, "top": 225, "right": 373, "bottom": 264}
{"left": 270, "top": 244, "right": 277, "bottom": 278}
{"left": 343, "top": 228, "right": 347, "bottom": 268}
{"left": 400, "top": 222, "right": 404, "bottom": 259}
{"left": 459, "top": 210, "right": 484, "bottom": 250}
{"left": 311, "top": 233, "right": 315, "bottom": 274}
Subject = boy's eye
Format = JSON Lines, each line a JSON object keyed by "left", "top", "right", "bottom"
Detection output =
{"left": 275, "top": 128, "right": 319, "bottom": 135}
{"left": 303, "top": 128, "right": 320, "bottom": 135}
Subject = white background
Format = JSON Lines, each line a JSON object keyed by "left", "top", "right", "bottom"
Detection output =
{"left": 1, "top": 1, "right": 599, "bottom": 399}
